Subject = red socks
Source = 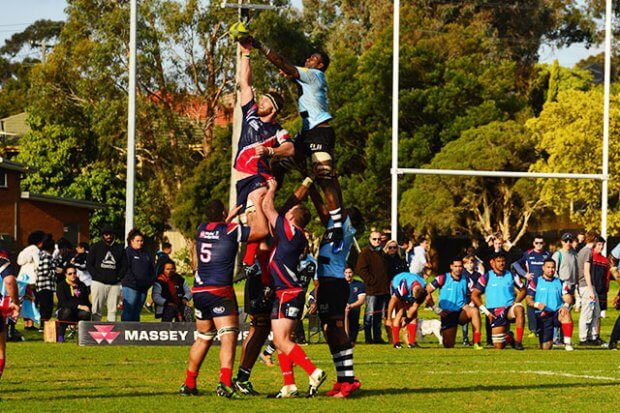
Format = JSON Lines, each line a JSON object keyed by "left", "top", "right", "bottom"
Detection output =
{"left": 185, "top": 369, "right": 198, "bottom": 388}
{"left": 516, "top": 327, "right": 524, "bottom": 343}
{"left": 391, "top": 326, "right": 401, "bottom": 344}
{"left": 561, "top": 321, "right": 574, "bottom": 339}
{"left": 473, "top": 331, "right": 481, "bottom": 344}
{"left": 243, "top": 242, "right": 259, "bottom": 267}
{"left": 287, "top": 344, "right": 317, "bottom": 376}
{"left": 220, "top": 367, "right": 232, "bottom": 387}
{"left": 407, "top": 322, "right": 417, "bottom": 345}
{"left": 0, "top": 359, "right": 4, "bottom": 379}
{"left": 278, "top": 352, "right": 296, "bottom": 385}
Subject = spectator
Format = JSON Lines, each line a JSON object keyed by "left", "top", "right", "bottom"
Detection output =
{"left": 512, "top": 235, "right": 551, "bottom": 338}
{"left": 552, "top": 233, "right": 578, "bottom": 287}
{"left": 462, "top": 255, "right": 482, "bottom": 346}
{"left": 36, "top": 238, "right": 58, "bottom": 332}
{"left": 344, "top": 267, "right": 366, "bottom": 344}
{"left": 477, "top": 232, "right": 521, "bottom": 273}
{"left": 384, "top": 239, "right": 406, "bottom": 280}
{"left": 574, "top": 230, "right": 586, "bottom": 252}
{"left": 56, "top": 264, "right": 91, "bottom": 342}
{"left": 71, "top": 242, "right": 91, "bottom": 288}
{"left": 154, "top": 242, "right": 172, "bottom": 279}
{"left": 356, "top": 230, "right": 390, "bottom": 344}
{"left": 409, "top": 237, "right": 430, "bottom": 276}
{"left": 591, "top": 237, "right": 609, "bottom": 341}
{"left": 576, "top": 232, "right": 603, "bottom": 346}
{"left": 55, "top": 238, "right": 74, "bottom": 272}
{"left": 17, "top": 230, "right": 45, "bottom": 329}
{"left": 87, "top": 224, "right": 125, "bottom": 322}
{"left": 152, "top": 261, "right": 192, "bottom": 322}
{"left": 121, "top": 228, "right": 155, "bottom": 322}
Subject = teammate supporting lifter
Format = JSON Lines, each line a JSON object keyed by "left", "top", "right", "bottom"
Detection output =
{"left": 234, "top": 39, "right": 292, "bottom": 282}
{"left": 247, "top": 35, "right": 346, "bottom": 251}
{"left": 180, "top": 193, "right": 268, "bottom": 398}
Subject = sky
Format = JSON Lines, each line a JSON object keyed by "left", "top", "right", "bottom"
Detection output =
{"left": 0, "top": 0, "right": 604, "bottom": 67}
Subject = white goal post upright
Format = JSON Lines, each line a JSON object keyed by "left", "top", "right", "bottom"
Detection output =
{"left": 390, "top": 0, "right": 612, "bottom": 243}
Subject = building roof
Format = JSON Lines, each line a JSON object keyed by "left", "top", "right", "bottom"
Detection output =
{"left": 0, "top": 157, "right": 29, "bottom": 173}
{"left": 21, "top": 192, "right": 105, "bottom": 210}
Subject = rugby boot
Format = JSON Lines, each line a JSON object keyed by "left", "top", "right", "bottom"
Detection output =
{"left": 325, "top": 382, "right": 342, "bottom": 396}
{"left": 306, "top": 369, "right": 327, "bottom": 398}
{"left": 234, "top": 379, "right": 259, "bottom": 396}
{"left": 333, "top": 379, "right": 361, "bottom": 398}
{"left": 267, "top": 385, "right": 299, "bottom": 398}
{"left": 216, "top": 382, "right": 242, "bottom": 399}
{"left": 179, "top": 384, "right": 198, "bottom": 396}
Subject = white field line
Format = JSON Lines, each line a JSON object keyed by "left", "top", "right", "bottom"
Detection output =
{"left": 427, "top": 369, "right": 620, "bottom": 381}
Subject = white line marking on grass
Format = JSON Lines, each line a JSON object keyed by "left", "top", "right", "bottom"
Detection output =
{"left": 428, "top": 370, "right": 620, "bottom": 381}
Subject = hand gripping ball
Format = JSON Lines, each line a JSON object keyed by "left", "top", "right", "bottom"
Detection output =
{"left": 229, "top": 21, "right": 250, "bottom": 41}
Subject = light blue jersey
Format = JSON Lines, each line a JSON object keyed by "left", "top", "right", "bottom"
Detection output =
{"left": 391, "top": 272, "right": 426, "bottom": 303}
{"left": 527, "top": 276, "right": 569, "bottom": 313}
{"left": 295, "top": 66, "right": 332, "bottom": 131}
{"left": 475, "top": 270, "right": 523, "bottom": 309}
{"left": 317, "top": 217, "right": 355, "bottom": 279}
{"left": 431, "top": 273, "right": 468, "bottom": 312}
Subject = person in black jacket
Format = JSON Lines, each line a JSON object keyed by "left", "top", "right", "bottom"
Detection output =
{"left": 121, "top": 228, "right": 155, "bottom": 322}
{"left": 86, "top": 224, "right": 126, "bottom": 322}
{"left": 152, "top": 261, "right": 192, "bottom": 322}
{"left": 56, "top": 264, "right": 91, "bottom": 342}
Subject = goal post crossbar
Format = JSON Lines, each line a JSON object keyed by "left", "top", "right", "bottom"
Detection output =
{"left": 395, "top": 168, "right": 607, "bottom": 181}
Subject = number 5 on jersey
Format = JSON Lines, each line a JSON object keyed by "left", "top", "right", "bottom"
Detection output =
{"left": 200, "top": 243, "right": 213, "bottom": 263}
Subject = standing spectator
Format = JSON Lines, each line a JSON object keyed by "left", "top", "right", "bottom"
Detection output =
{"left": 154, "top": 242, "right": 172, "bottom": 280}
{"left": 356, "top": 230, "right": 390, "bottom": 344}
{"left": 17, "top": 230, "right": 45, "bottom": 329}
{"left": 574, "top": 230, "right": 586, "bottom": 252}
{"left": 384, "top": 239, "right": 406, "bottom": 280}
{"left": 56, "top": 264, "right": 91, "bottom": 342}
{"left": 552, "top": 233, "right": 578, "bottom": 287}
{"left": 344, "top": 267, "right": 365, "bottom": 344}
{"left": 478, "top": 232, "right": 521, "bottom": 273}
{"left": 87, "top": 225, "right": 125, "bottom": 322}
{"left": 409, "top": 238, "right": 430, "bottom": 276}
{"left": 512, "top": 235, "right": 551, "bottom": 338}
{"left": 55, "top": 238, "right": 74, "bottom": 271}
{"left": 577, "top": 232, "right": 603, "bottom": 346}
{"left": 591, "top": 238, "right": 609, "bottom": 341}
{"left": 71, "top": 242, "right": 91, "bottom": 288}
{"left": 152, "top": 261, "right": 192, "bottom": 322}
{"left": 121, "top": 228, "right": 155, "bottom": 322}
{"left": 36, "top": 238, "right": 58, "bottom": 332}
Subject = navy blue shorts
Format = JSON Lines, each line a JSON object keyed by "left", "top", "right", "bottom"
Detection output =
{"left": 192, "top": 286, "right": 238, "bottom": 320}
{"left": 295, "top": 126, "right": 335, "bottom": 158}
{"left": 441, "top": 311, "right": 463, "bottom": 331}
{"left": 317, "top": 277, "right": 349, "bottom": 322}
{"left": 244, "top": 274, "right": 273, "bottom": 315}
{"left": 236, "top": 175, "right": 268, "bottom": 212}
{"left": 271, "top": 288, "right": 305, "bottom": 320}
{"left": 490, "top": 307, "right": 511, "bottom": 328}
{"left": 536, "top": 312, "right": 561, "bottom": 343}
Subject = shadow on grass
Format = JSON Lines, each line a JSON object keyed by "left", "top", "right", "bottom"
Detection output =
{"left": 355, "top": 381, "right": 619, "bottom": 398}
{"left": 11, "top": 390, "right": 175, "bottom": 402}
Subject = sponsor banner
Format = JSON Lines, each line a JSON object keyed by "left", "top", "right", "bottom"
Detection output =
{"left": 78, "top": 315, "right": 272, "bottom": 346}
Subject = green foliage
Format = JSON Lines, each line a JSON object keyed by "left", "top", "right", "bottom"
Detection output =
{"left": 400, "top": 121, "right": 544, "bottom": 241}
{"left": 528, "top": 89, "right": 620, "bottom": 231}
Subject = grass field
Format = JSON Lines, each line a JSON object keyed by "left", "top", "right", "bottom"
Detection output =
{"left": 1, "top": 305, "right": 618, "bottom": 412}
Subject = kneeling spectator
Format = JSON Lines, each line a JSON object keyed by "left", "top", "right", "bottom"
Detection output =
{"left": 56, "top": 264, "right": 91, "bottom": 342}
{"left": 152, "top": 261, "right": 192, "bottom": 322}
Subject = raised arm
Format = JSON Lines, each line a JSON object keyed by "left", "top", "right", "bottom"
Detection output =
{"left": 247, "top": 188, "right": 269, "bottom": 242}
{"left": 262, "top": 179, "right": 280, "bottom": 229}
{"left": 251, "top": 37, "right": 299, "bottom": 79}
{"left": 239, "top": 41, "right": 254, "bottom": 106}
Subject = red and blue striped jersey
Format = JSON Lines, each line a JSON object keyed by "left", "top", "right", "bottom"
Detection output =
{"left": 195, "top": 222, "right": 250, "bottom": 287}
{"left": 234, "top": 100, "right": 290, "bottom": 176}
{"left": 269, "top": 216, "right": 308, "bottom": 290}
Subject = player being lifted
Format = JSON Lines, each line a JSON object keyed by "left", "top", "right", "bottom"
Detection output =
{"left": 472, "top": 252, "right": 526, "bottom": 350}
{"left": 308, "top": 183, "right": 364, "bottom": 398}
{"left": 234, "top": 39, "right": 292, "bottom": 282}
{"left": 246, "top": 34, "right": 346, "bottom": 251}
{"left": 426, "top": 257, "right": 483, "bottom": 349}
{"left": 0, "top": 249, "right": 20, "bottom": 381}
{"left": 386, "top": 263, "right": 428, "bottom": 348}
{"left": 526, "top": 258, "right": 575, "bottom": 351}
{"left": 262, "top": 179, "right": 326, "bottom": 398}
{"left": 180, "top": 194, "right": 268, "bottom": 398}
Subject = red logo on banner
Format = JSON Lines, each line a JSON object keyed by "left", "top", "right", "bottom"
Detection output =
{"left": 88, "top": 325, "right": 120, "bottom": 344}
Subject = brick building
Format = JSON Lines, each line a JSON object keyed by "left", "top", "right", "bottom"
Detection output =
{"left": 0, "top": 157, "right": 102, "bottom": 252}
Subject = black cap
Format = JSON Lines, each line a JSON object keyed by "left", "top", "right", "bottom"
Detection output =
{"left": 561, "top": 232, "right": 574, "bottom": 241}
{"left": 101, "top": 224, "right": 115, "bottom": 235}
{"left": 490, "top": 251, "right": 506, "bottom": 260}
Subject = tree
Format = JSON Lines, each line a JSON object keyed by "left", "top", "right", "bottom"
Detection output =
{"left": 527, "top": 89, "right": 620, "bottom": 231}
{"left": 399, "top": 121, "right": 545, "bottom": 243}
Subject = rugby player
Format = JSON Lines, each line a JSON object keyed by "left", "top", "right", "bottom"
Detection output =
{"left": 426, "top": 257, "right": 483, "bottom": 349}
{"left": 262, "top": 179, "right": 326, "bottom": 398}
{"left": 249, "top": 36, "right": 347, "bottom": 252}
{"left": 0, "top": 249, "right": 20, "bottom": 380}
{"left": 308, "top": 183, "right": 364, "bottom": 398}
{"left": 234, "top": 181, "right": 317, "bottom": 396}
{"left": 234, "top": 40, "right": 292, "bottom": 282}
{"left": 386, "top": 265, "right": 428, "bottom": 349}
{"left": 180, "top": 194, "right": 268, "bottom": 398}
{"left": 526, "top": 258, "right": 575, "bottom": 351}
{"left": 461, "top": 255, "right": 482, "bottom": 345}
{"left": 472, "top": 252, "right": 526, "bottom": 350}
